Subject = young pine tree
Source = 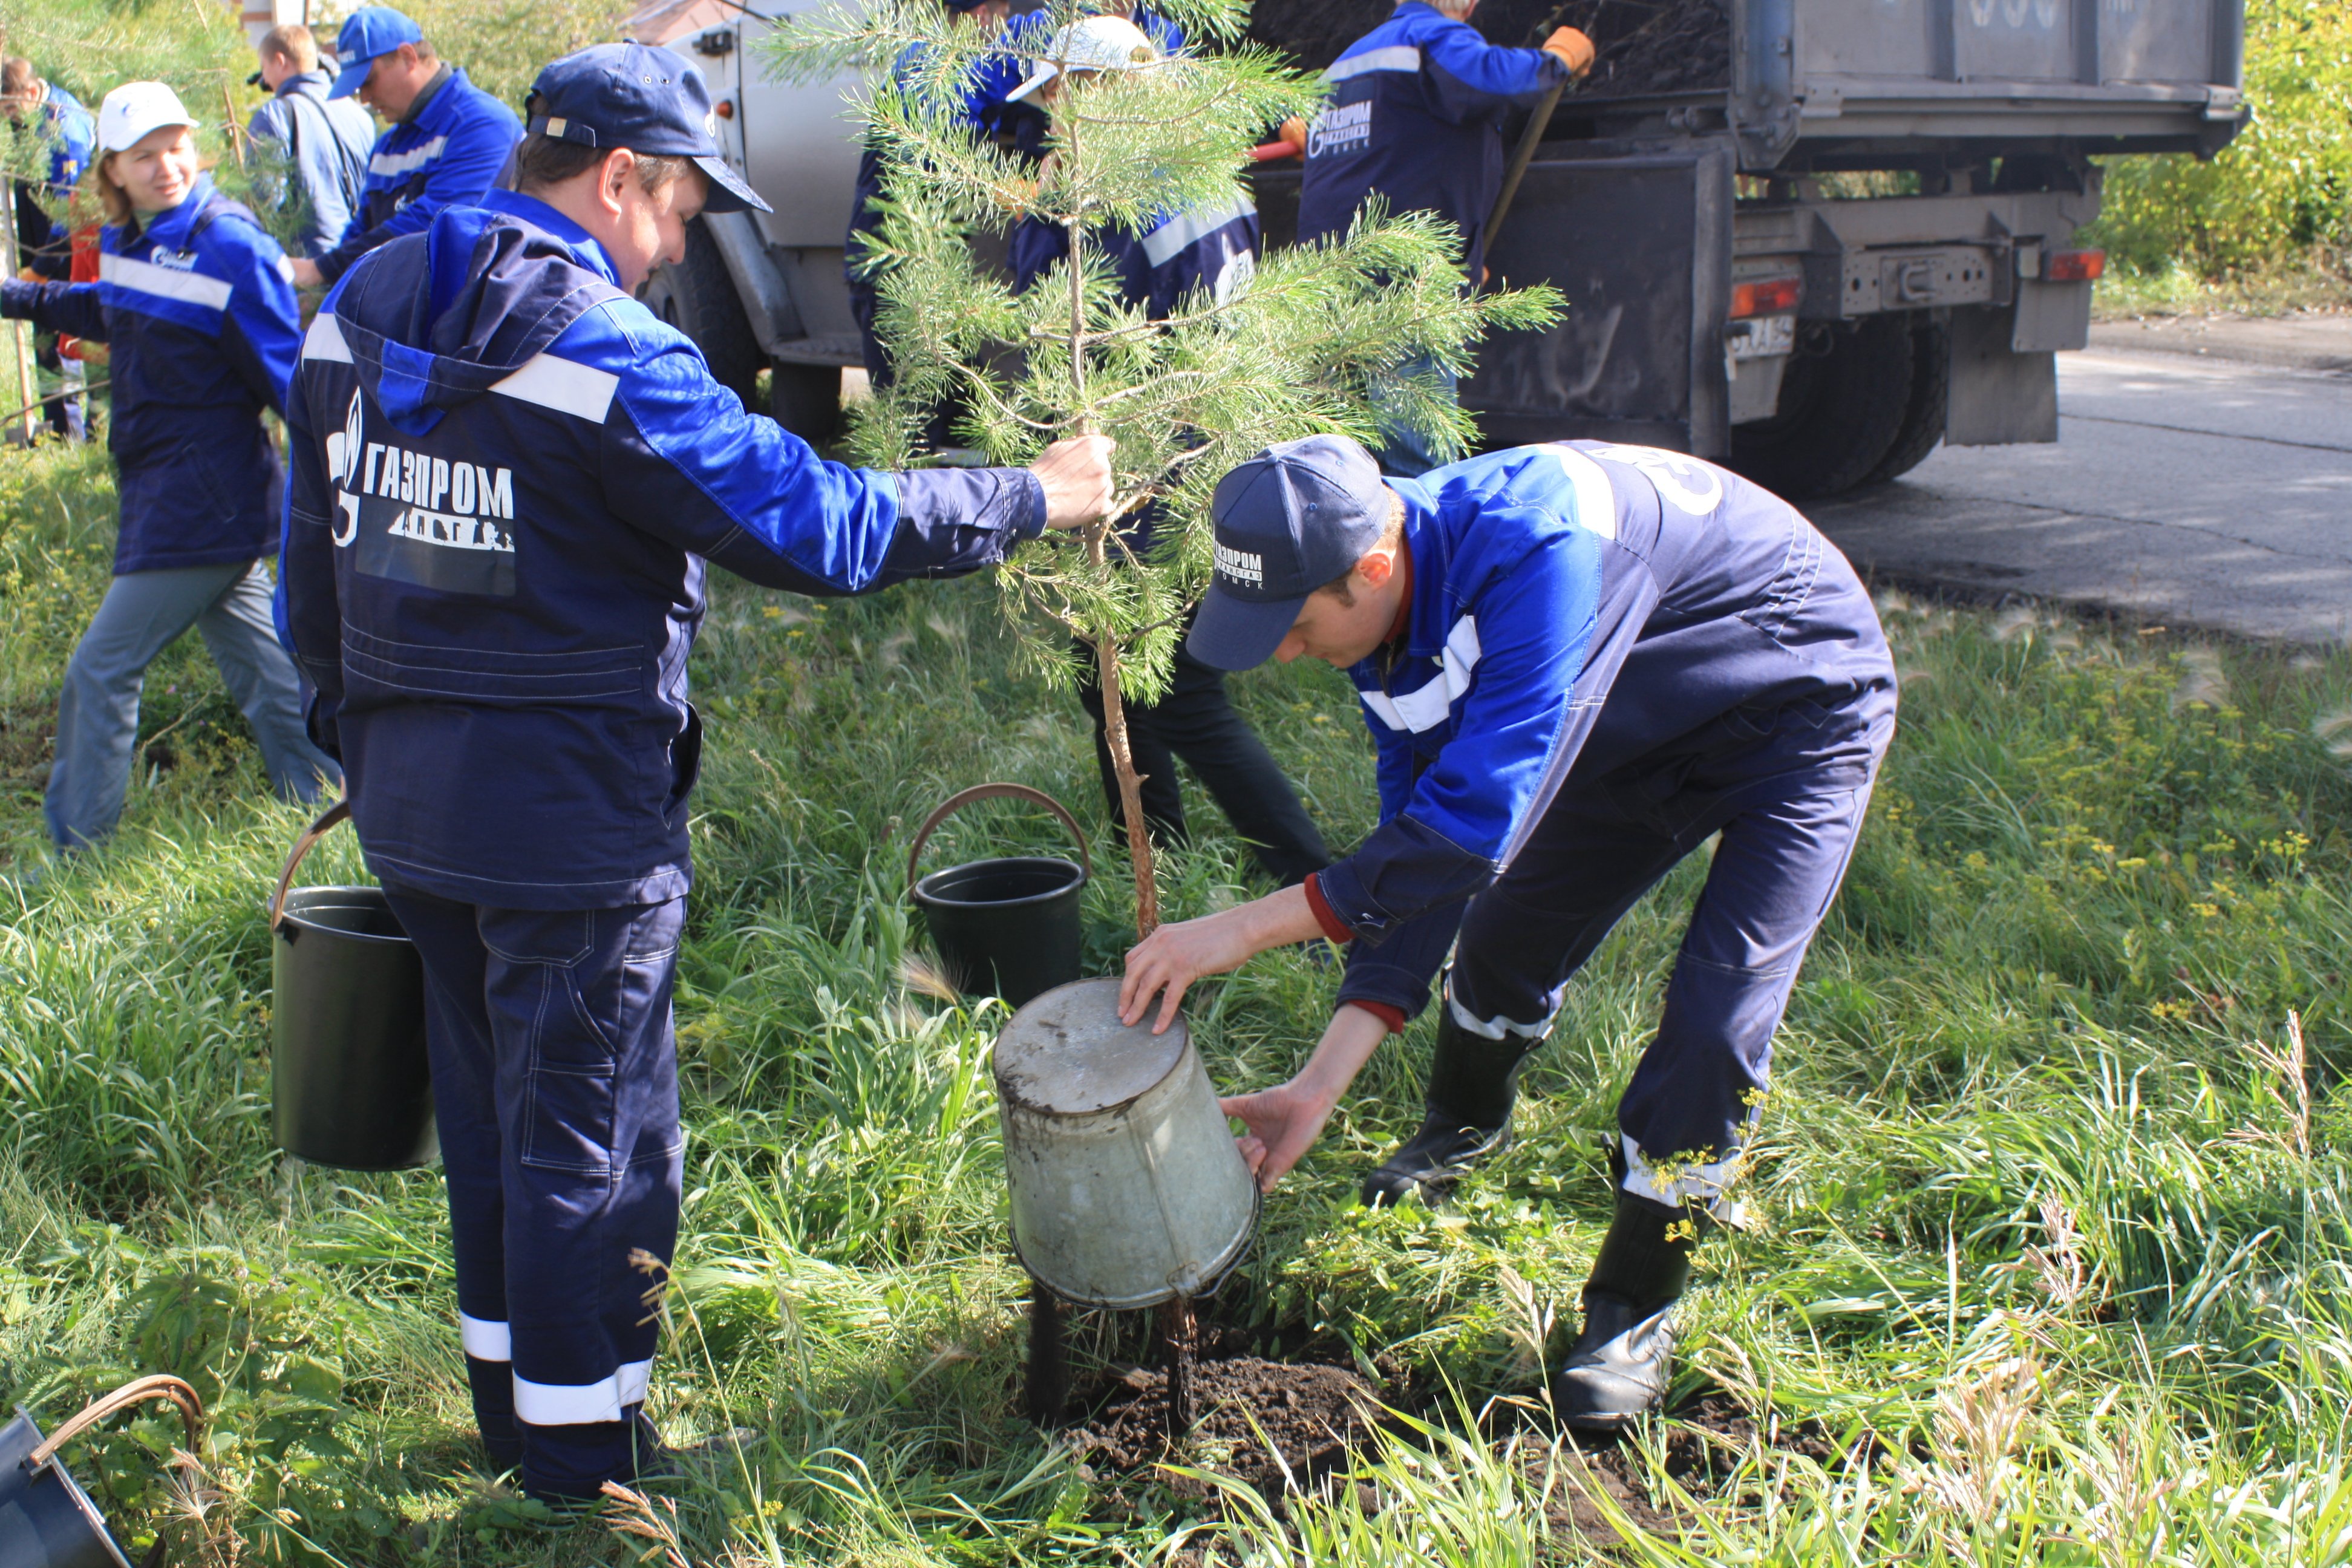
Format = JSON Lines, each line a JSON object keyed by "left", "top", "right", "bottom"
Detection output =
{"left": 772, "top": 0, "right": 1557, "bottom": 936}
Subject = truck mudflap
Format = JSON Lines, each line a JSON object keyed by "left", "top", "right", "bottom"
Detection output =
{"left": 1461, "top": 139, "right": 1736, "bottom": 457}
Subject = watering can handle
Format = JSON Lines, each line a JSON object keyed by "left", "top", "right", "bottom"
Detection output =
{"left": 27, "top": 1373, "right": 206, "bottom": 1469}
{"left": 906, "top": 783, "right": 1093, "bottom": 892}
{"left": 269, "top": 797, "right": 352, "bottom": 930}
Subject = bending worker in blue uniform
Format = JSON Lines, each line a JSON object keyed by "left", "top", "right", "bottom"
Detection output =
{"left": 1119, "top": 436, "right": 1896, "bottom": 1427}
{"left": 2, "top": 82, "right": 336, "bottom": 852}
{"left": 286, "top": 6, "right": 520, "bottom": 290}
{"left": 1003, "top": 17, "right": 1329, "bottom": 886}
{"left": 279, "top": 44, "right": 1112, "bottom": 1502}
{"left": 1298, "top": 2, "right": 1590, "bottom": 474}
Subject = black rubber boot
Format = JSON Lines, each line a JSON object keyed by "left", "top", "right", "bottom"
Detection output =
{"left": 1552, "top": 1186, "right": 1707, "bottom": 1431}
{"left": 1361, "top": 1012, "right": 1536, "bottom": 1207}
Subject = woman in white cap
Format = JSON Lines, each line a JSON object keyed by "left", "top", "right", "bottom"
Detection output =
{"left": 1, "top": 81, "right": 336, "bottom": 855}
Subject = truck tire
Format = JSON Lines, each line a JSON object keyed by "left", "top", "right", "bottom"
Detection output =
{"left": 1728, "top": 316, "right": 1914, "bottom": 500}
{"left": 644, "top": 218, "right": 762, "bottom": 407}
{"left": 1859, "top": 319, "right": 1950, "bottom": 486}
{"left": 769, "top": 362, "right": 843, "bottom": 445}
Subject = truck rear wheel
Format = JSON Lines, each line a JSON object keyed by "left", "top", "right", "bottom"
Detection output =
{"left": 644, "top": 218, "right": 763, "bottom": 408}
{"left": 769, "top": 362, "right": 844, "bottom": 445}
{"left": 1860, "top": 319, "right": 1950, "bottom": 486}
{"left": 1729, "top": 316, "right": 1914, "bottom": 500}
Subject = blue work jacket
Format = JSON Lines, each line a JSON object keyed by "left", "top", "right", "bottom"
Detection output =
{"left": 0, "top": 178, "right": 300, "bottom": 574}
{"left": 1008, "top": 195, "right": 1258, "bottom": 318}
{"left": 280, "top": 191, "right": 1047, "bottom": 909}
{"left": 1296, "top": 2, "right": 1564, "bottom": 284}
{"left": 316, "top": 66, "right": 520, "bottom": 284}
{"left": 1317, "top": 442, "right": 1899, "bottom": 1018}
{"left": 247, "top": 69, "right": 378, "bottom": 261}
{"left": 15, "top": 82, "right": 96, "bottom": 280}
{"left": 973, "top": 7, "right": 1186, "bottom": 149}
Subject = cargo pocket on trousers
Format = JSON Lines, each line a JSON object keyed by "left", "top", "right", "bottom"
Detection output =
{"left": 520, "top": 961, "right": 621, "bottom": 1177}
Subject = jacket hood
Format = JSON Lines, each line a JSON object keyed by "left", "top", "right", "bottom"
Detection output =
{"left": 329, "top": 195, "right": 624, "bottom": 436}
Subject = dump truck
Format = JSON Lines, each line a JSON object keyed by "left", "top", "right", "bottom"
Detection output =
{"left": 641, "top": 0, "right": 2248, "bottom": 496}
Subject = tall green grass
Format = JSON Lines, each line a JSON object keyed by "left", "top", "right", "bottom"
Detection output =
{"left": 2, "top": 433, "right": 2351, "bottom": 1563}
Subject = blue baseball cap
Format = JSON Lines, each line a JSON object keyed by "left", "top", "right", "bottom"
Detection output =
{"left": 1186, "top": 435, "right": 1392, "bottom": 671}
{"left": 524, "top": 44, "right": 770, "bottom": 214}
{"left": 328, "top": 6, "right": 423, "bottom": 100}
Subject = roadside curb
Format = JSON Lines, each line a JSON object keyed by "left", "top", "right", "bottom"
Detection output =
{"left": 2089, "top": 313, "right": 2352, "bottom": 374}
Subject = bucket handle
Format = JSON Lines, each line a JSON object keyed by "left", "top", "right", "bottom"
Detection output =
{"left": 27, "top": 1373, "right": 206, "bottom": 1471}
{"left": 906, "top": 783, "right": 1092, "bottom": 893}
{"left": 268, "top": 799, "right": 351, "bottom": 931}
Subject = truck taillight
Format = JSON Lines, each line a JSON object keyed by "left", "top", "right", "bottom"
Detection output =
{"left": 1730, "top": 276, "right": 1802, "bottom": 318}
{"left": 2045, "top": 248, "right": 2105, "bottom": 282}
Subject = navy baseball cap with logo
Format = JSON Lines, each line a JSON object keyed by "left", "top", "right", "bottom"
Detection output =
{"left": 1186, "top": 434, "right": 1393, "bottom": 671}
{"left": 525, "top": 43, "right": 771, "bottom": 214}
{"left": 328, "top": 6, "right": 423, "bottom": 100}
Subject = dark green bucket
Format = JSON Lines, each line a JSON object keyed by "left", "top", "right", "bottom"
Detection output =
{"left": 269, "top": 802, "right": 438, "bottom": 1171}
{"left": 908, "top": 784, "right": 1091, "bottom": 1010}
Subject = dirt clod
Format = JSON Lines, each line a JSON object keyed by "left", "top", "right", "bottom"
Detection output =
{"left": 1070, "top": 1355, "right": 1378, "bottom": 1491}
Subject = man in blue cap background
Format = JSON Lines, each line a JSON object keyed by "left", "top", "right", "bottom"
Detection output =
{"left": 285, "top": 5, "right": 520, "bottom": 289}
{"left": 1117, "top": 434, "right": 1895, "bottom": 1431}
{"left": 279, "top": 42, "right": 1112, "bottom": 1501}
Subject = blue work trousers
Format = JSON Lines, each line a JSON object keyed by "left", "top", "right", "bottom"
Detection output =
{"left": 1447, "top": 698, "right": 1892, "bottom": 1209}
{"left": 379, "top": 887, "right": 685, "bottom": 1501}
{"left": 46, "top": 559, "right": 338, "bottom": 850}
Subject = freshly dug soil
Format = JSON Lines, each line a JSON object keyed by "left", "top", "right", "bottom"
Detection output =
{"left": 1070, "top": 1356, "right": 1380, "bottom": 1492}
{"left": 1248, "top": 0, "right": 1733, "bottom": 97}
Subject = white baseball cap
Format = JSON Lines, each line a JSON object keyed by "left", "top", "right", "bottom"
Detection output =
{"left": 97, "top": 82, "right": 200, "bottom": 154}
{"left": 1004, "top": 15, "right": 1161, "bottom": 103}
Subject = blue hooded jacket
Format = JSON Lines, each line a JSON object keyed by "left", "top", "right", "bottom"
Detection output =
{"left": 15, "top": 81, "right": 96, "bottom": 281}
{"left": 0, "top": 178, "right": 301, "bottom": 574}
{"left": 316, "top": 65, "right": 520, "bottom": 284}
{"left": 1317, "top": 442, "right": 1898, "bottom": 1019}
{"left": 280, "top": 191, "right": 1047, "bottom": 909}
{"left": 247, "top": 68, "right": 379, "bottom": 260}
{"left": 1008, "top": 195, "right": 1258, "bottom": 318}
{"left": 1296, "top": 2, "right": 1564, "bottom": 284}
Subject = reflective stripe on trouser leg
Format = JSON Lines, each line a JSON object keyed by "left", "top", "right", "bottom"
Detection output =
{"left": 1615, "top": 780, "right": 1877, "bottom": 1216}
{"left": 477, "top": 900, "right": 685, "bottom": 1500}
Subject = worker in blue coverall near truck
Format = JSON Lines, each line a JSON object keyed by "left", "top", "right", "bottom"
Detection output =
{"left": 1, "top": 82, "right": 337, "bottom": 854}
{"left": 285, "top": 6, "right": 521, "bottom": 291}
{"left": 279, "top": 44, "right": 1113, "bottom": 1503}
{"left": 1119, "top": 434, "right": 1896, "bottom": 1428}
{"left": 1298, "top": 2, "right": 1592, "bottom": 474}
{"left": 1002, "top": 16, "right": 1332, "bottom": 889}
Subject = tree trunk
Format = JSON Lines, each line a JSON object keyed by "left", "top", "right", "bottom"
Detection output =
{"left": 1089, "top": 626, "right": 1159, "bottom": 939}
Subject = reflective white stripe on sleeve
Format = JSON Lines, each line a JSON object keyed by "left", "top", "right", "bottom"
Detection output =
{"left": 301, "top": 311, "right": 353, "bottom": 362}
{"left": 1140, "top": 197, "right": 1258, "bottom": 269}
{"left": 99, "top": 252, "right": 232, "bottom": 312}
{"left": 1549, "top": 444, "right": 1618, "bottom": 540}
{"left": 490, "top": 353, "right": 619, "bottom": 422}
{"left": 459, "top": 1314, "right": 512, "bottom": 1361}
{"left": 512, "top": 1360, "right": 653, "bottom": 1426}
{"left": 1358, "top": 614, "right": 1481, "bottom": 733}
{"left": 276, "top": 255, "right": 297, "bottom": 283}
{"left": 368, "top": 134, "right": 448, "bottom": 179}
{"left": 1325, "top": 45, "right": 1422, "bottom": 82}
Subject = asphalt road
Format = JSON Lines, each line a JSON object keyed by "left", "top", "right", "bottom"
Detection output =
{"left": 1808, "top": 341, "right": 2352, "bottom": 647}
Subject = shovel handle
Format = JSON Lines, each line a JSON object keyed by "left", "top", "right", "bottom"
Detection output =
{"left": 906, "top": 783, "right": 1092, "bottom": 892}
{"left": 28, "top": 1374, "right": 205, "bottom": 1470}
{"left": 1478, "top": 75, "right": 1567, "bottom": 273}
{"left": 269, "top": 798, "right": 351, "bottom": 930}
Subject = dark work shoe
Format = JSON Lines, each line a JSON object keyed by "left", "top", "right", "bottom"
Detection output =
{"left": 1552, "top": 1290, "right": 1677, "bottom": 1430}
{"left": 1361, "top": 1112, "right": 1512, "bottom": 1206}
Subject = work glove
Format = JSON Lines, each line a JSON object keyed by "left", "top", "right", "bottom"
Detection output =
{"left": 1543, "top": 26, "right": 1596, "bottom": 78}
{"left": 1276, "top": 116, "right": 1308, "bottom": 157}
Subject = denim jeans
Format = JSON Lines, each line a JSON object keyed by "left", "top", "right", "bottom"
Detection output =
{"left": 45, "top": 559, "right": 339, "bottom": 849}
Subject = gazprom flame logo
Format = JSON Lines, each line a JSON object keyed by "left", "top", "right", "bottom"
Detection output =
{"left": 324, "top": 389, "right": 364, "bottom": 546}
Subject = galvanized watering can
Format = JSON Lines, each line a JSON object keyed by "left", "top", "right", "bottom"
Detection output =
{"left": 909, "top": 784, "right": 1091, "bottom": 1010}
{"left": 994, "top": 978, "right": 1258, "bottom": 1309}
{"left": 0, "top": 1374, "right": 204, "bottom": 1567}
{"left": 269, "top": 800, "right": 439, "bottom": 1171}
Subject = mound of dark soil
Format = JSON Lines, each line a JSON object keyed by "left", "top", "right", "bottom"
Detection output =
{"left": 1247, "top": 0, "right": 1732, "bottom": 97}
{"left": 1070, "top": 1356, "right": 1379, "bottom": 1491}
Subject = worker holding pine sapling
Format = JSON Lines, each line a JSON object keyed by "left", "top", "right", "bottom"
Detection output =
{"left": 1118, "top": 435, "right": 1895, "bottom": 1429}
{"left": 1298, "top": 1, "right": 1593, "bottom": 474}
{"left": 279, "top": 43, "right": 1111, "bottom": 1504}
